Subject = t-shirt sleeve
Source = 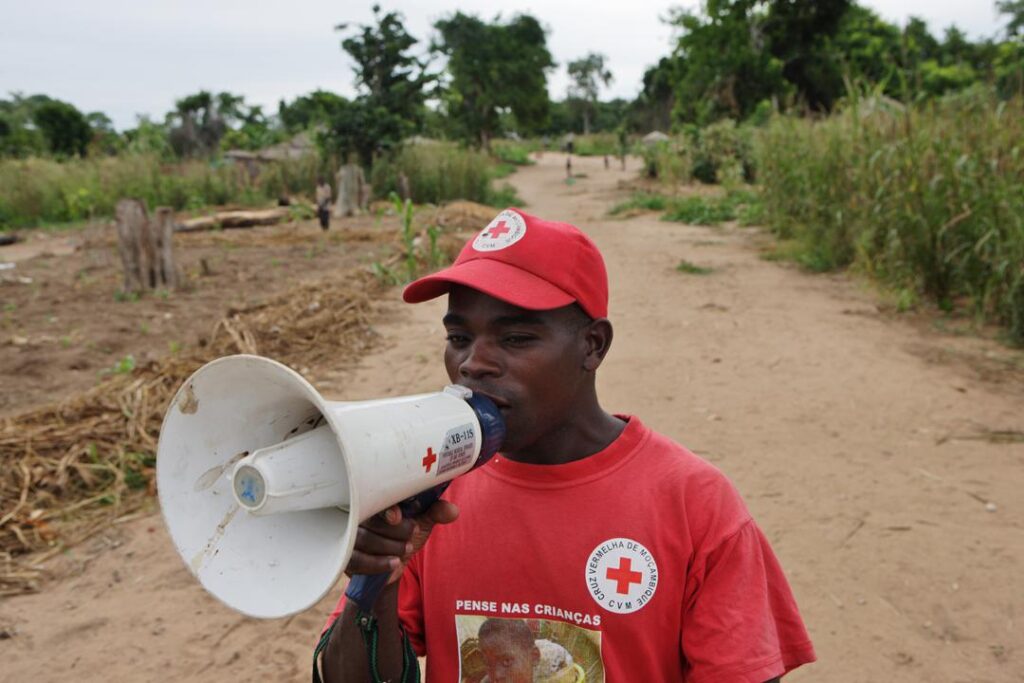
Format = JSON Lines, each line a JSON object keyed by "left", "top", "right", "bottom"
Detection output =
{"left": 681, "top": 519, "right": 816, "bottom": 683}
{"left": 397, "top": 553, "right": 427, "bottom": 656}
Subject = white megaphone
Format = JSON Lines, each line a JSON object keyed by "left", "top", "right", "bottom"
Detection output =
{"left": 156, "top": 354, "right": 504, "bottom": 619}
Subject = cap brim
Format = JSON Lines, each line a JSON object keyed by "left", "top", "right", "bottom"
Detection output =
{"left": 403, "top": 259, "right": 576, "bottom": 311}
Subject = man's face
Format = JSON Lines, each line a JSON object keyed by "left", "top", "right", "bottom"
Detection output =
{"left": 443, "top": 286, "right": 590, "bottom": 458}
{"left": 478, "top": 633, "right": 539, "bottom": 683}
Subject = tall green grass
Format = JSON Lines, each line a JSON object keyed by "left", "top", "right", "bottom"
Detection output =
{"left": 755, "top": 88, "right": 1024, "bottom": 343}
{"left": 491, "top": 139, "right": 537, "bottom": 166}
{"left": 371, "top": 143, "right": 523, "bottom": 207}
{"left": 371, "top": 143, "right": 490, "bottom": 205}
{"left": 0, "top": 154, "right": 321, "bottom": 230}
{"left": 573, "top": 133, "right": 619, "bottom": 156}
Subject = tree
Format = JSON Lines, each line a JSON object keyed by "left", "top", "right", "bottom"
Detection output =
{"left": 123, "top": 116, "right": 173, "bottom": 158}
{"left": 667, "top": 1, "right": 789, "bottom": 124}
{"left": 567, "top": 53, "right": 613, "bottom": 134}
{"left": 762, "top": 0, "right": 851, "bottom": 111}
{"left": 85, "top": 111, "right": 124, "bottom": 156}
{"left": 829, "top": 5, "right": 903, "bottom": 95}
{"left": 902, "top": 16, "right": 940, "bottom": 64}
{"left": 278, "top": 90, "right": 348, "bottom": 133}
{"left": 0, "top": 94, "right": 47, "bottom": 157}
{"left": 432, "top": 12, "right": 555, "bottom": 148}
{"left": 166, "top": 91, "right": 245, "bottom": 157}
{"left": 220, "top": 104, "right": 285, "bottom": 151}
{"left": 630, "top": 57, "right": 677, "bottom": 132}
{"left": 32, "top": 99, "right": 91, "bottom": 157}
{"left": 998, "top": 0, "right": 1024, "bottom": 37}
{"left": 327, "top": 5, "right": 432, "bottom": 166}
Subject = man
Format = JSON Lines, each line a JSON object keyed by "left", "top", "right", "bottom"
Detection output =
{"left": 316, "top": 177, "right": 333, "bottom": 231}
{"left": 318, "top": 209, "right": 815, "bottom": 682}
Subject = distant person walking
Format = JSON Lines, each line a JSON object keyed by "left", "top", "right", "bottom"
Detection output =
{"left": 315, "top": 177, "right": 332, "bottom": 231}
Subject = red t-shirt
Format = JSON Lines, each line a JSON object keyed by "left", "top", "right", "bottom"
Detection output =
{"left": 330, "top": 417, "right": 815, "bottom": 682}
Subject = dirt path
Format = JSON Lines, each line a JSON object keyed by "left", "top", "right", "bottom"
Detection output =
{"left": 2, "top": 154, "right": 1022, "bottom": 682}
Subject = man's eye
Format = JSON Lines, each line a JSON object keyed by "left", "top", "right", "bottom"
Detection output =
{"left": 446, "top": 333, "right": 469, "bottom": 344}
{"left": 503, "top": 334, "right": 533, "bottom": 346}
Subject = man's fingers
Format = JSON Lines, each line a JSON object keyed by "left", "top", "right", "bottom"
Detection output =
{"left": 381, "top": 505, "right": 402, "bottom": 525}
{"left": 346, "top": 549, "right": 401, "bottom": 577}
{"left": 354, "top": 526, "right": 413, "bottom": 558}
{"left": 344, "top": 500, "right": 458, "bottom": 581}
{"left": 425, "top": 500, "right": 459, "bottom": 525}
{"left": 360, "top": 512, "right": 414, "bottom": 541}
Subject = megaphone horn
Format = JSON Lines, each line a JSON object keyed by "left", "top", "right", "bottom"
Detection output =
{"left": 156, "top": 355, "right": 504, "bottom": 618}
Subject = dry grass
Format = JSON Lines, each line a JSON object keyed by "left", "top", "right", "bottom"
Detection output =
{"left": 0, "top": 269, "right": 383, "bottom": 595}
{"left": 0, "top": 201, "right": 475, "bottom": 595}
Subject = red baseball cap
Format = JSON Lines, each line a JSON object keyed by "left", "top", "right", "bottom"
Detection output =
{"left": 403, "top": 208, "right": 608, "bottom": 319}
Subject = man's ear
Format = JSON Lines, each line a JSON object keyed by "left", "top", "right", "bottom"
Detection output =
{"left": 582, "top": 318, "right": 613, "bottom": 371}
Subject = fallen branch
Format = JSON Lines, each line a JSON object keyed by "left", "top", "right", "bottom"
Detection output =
{"left": 175, "top": 208, "right": 293, "bottom": 233}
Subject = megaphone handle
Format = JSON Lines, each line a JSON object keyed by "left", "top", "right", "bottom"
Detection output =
{"left": 345, "top": 482, "right": 450, "bottom": 612}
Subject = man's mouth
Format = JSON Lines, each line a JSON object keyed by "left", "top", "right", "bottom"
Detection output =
{"left": 466, "top": 387, "right": 509, "bottom": 410}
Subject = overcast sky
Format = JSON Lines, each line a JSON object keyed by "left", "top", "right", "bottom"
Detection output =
{"left": 0, "top": 1, "right": 1011, "bottom": 130}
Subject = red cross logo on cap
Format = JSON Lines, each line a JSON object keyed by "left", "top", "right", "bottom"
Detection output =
{"left": 422, "top": 447, "right": 437, "bottom": 473}
{"left": 606, "top": 556, "right": 643, "bottom": 594}
{"left": 484, "top": 220, "right": 512, "bottom": 239}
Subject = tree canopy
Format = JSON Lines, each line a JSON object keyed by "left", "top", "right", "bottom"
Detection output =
{"left": 432, "top": 12, "right": 555, "bottom": 148}
{"left": 3, "top": 0, "right": 1023, "bottom": 162}
{"left": 567, "top": 53, "right": 613, "bottom": 134}
{"left": 322, "top": 5, "right": 432, "bottom": 166}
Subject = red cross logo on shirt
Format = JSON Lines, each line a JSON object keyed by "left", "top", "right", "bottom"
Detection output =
{"left": 606, "top": 556, "right": 643, "bottom": 594}
{"left": 422, "top": 447, "right": 437, "bottom": 473}
{"left": 485, "top": 220, "right": 511, "bottom": 238}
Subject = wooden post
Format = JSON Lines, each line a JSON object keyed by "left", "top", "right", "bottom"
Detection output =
{"left": 139, "top": 208, "right": 159, "bottom": 289}
{"left": 115, "top": 200, "right": 178, "bottom": 294}
{"left": 334, "top": 163, "right": 366, "bottom": 217}
{"left": 398, "top": 172, "right": 411, "bottom": 202}
{"left": 153, "top": 207, "right": 178, "bottom": 289}
{"left": 359, "top": 179, "right": 372, "bottom": 212}
{"left": 114, "top": 198, "right": 148, "bottom": 294}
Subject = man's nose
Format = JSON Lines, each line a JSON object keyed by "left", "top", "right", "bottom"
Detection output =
{"left": 459, "top": 339, "right": 500, "bottom": 379}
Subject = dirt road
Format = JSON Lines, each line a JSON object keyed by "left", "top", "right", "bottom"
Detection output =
{"left": 2, "top": 154, "right": 1022, "bottom": 681}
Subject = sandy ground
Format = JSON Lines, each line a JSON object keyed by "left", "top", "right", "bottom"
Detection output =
{"left": 0, "top": 216, "right": 397, "bottom": 416}
{"left": 2, "top": 154, "right": 1023, "bottom": 682}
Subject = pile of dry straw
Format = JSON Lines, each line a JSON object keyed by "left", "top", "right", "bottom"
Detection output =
{"left": 0, "top": 270, "right": 385, "bottom": 596}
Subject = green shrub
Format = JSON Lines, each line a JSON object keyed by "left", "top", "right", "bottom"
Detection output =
{"left": 609, "top": 192, "right": 669, "bottom": 215}
{"left": 662, "top": 190, "right": 762, "bottom": 226}
{"left": 640, "top": 122, "right": 756, "bottom": 186}
{"left": 370, "top": 143, "right": 491, "bottom": 205}
{"left": 755, "top": 88, "right": 1024, "bottom": 344}
{"left": 573, "top": 133, "right": 619, "bottom": 156}
{"left": 486, "top": 182, "right": 525, "bottom": 208}
{"left": 663, "top": 196, "right": 737, "bottom": 225}
{"left": 491, "top": 140, "right": 535, "bottom": 166}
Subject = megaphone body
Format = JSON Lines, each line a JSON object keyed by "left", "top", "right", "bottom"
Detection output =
{"left": 156, "top": 355, "right": 504, "bottom": 619}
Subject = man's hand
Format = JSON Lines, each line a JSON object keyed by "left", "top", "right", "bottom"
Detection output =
{"left": 345, "top": 500, "right": 460, "bottom": 583}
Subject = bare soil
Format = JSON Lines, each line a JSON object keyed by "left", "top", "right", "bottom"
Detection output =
{"left": 0, "top": 217, "right": 397, "bottom": 417}
{"left": 2, "top": 154, "right": 1023, "bottom": 682}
